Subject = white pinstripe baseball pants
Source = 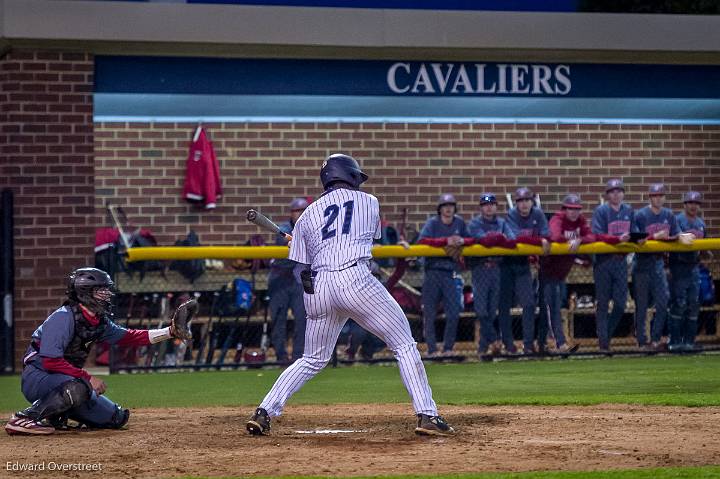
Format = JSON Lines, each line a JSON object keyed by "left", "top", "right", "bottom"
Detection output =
{"left": 259, "top": 262, "right": 438, "bottom": 417}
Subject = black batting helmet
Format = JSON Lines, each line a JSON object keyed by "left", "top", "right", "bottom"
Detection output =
{"left": 320, "top": 153, "right": 368, "bottom": 190}
{"left": 66, "top": 267, "right": 115, "bottom": 315}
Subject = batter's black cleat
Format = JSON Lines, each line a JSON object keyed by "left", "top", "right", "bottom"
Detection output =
{"left": 414, "top": 414, "right": 455, "bottom": 436}
{"left": 246, "top": 407, "right": 271, "bottom": 435}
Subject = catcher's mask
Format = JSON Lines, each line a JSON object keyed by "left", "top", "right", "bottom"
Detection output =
{"left": 67, "top": 267, "right": 115, "bottom": 315}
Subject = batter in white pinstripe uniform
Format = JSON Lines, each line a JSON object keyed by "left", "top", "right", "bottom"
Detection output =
{"left": 246, "top": 154, "right": 455, "bottom": 436}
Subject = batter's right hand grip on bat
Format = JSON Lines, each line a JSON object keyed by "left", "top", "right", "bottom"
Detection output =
{"left": 300, "top": 269, "right": 315, "bottom": 294}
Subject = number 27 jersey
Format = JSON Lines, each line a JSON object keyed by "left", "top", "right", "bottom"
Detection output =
{"left": 289, "top": 188, "right": 382, "bottom": 272}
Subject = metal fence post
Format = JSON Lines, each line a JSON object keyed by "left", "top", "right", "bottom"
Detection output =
{"left": 1, "top": 189, "right": 15, "bottom": 374}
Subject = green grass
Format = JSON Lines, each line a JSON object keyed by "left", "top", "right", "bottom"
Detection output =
{"left": 2, "top": 354, "right": 720, "bottom": 412}
{"left": 4, "top": 356, "right": 720, "bottom": 479}
{"left": 179, "top": 466, "right": 720, "bottom": 479}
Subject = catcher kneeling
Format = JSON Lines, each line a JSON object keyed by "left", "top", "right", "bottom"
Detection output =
{"left": 5, "top": 267, "right": 196, "bottom": 435}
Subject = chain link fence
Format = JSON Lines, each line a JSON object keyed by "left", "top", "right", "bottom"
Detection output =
{"left": 103, "top": 250, "right": 720, "bottom": 372}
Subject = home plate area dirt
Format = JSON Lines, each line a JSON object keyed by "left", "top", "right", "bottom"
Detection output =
{"left": 2, "top": 404, "right": 719, "bottom": 478}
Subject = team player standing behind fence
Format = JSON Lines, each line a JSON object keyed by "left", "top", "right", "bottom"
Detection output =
{"left": 418, "top": 180, "right": 709, "bottom": 355}
{"left": 260, "top": 171, "right": 709, "bottom": 358}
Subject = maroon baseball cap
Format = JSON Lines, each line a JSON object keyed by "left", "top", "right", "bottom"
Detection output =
{"left": 648, "top": 183, "right": 666, "bottom": 196}
{"left": 562, "top": 194, "right": 583, "bottom": 209}
{"left": 514, "top": 187, "right": 534, "bottom": 201}
{"left": 683, "top": 191, "right": 702, "bottom": 204}
{"left": 605, "top": 178, "right": 624, "bottom": 193}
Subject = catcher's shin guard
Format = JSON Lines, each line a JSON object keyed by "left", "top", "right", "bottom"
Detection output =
{"left": 81, "top": 404, "right": 129, "bottom": 429}
{"left": 107, "top": 404, "right": 130, "bottom": 429}
{"left": 17, "top": 378, "right": 91, "bottom": 423}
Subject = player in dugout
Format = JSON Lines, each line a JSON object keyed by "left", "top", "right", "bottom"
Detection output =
{"left": 5, "top": 267, "right": 196, "bottom": 435}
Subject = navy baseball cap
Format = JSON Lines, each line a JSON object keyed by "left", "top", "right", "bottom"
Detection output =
{"left": 479, "top": 193, "right": 497, "bottom": 205}
{"left": 648, "top": 183, "right": 666, "bottom": 196}
{"left": 683, "top": 191, "right": 702, "bottom": 203}
{"left": 514, "top": 187, "right": 534, "bottom": 201}
{"left": 562, "top": 194, "right": 582, "bottom": 209}
{"left": 290, "top": 197, "right": 309, "bottom": 211}
{"left": 605, "top": 178, "right": 625, "bottom": 193}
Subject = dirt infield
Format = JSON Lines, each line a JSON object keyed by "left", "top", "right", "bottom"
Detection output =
{"left": 2, "top": 404, "right": 720, "bottom": 478}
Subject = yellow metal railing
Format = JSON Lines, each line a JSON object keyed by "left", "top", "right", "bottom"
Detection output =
{"left": 125, "top": 238, "right": 720, "bottom": 262}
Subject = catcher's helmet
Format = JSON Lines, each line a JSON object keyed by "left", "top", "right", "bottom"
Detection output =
{"left": 67, "top": 267, "right": 115, "bottom": 315}
{"left": 320, "top": 153, "right": 368, "bottom": 190}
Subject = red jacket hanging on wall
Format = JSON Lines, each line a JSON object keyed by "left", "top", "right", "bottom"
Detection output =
{"left": 182, "top": 126, "right": 222, "bottom": 209}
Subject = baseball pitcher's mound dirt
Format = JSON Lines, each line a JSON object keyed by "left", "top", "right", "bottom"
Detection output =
{"left": 2, "top": 404, "right": 719, "bottom": 478}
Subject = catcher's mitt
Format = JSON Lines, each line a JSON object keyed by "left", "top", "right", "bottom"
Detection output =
{"left": 170, "top": 299, "right": 198, "bottom": 340}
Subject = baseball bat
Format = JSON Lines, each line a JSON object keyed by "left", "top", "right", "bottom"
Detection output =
{"left": 379, "top": 267, "right": 422, "bottom": 297}
{"left": 107, "top": 204, "right": 131, "bottom": 250}
{"left": 505, "top": 193, "right": 514, "bottom": 209}
{"left": 260, "top": 295, "right": 270, "bottom": 353}
{"left": 247, "top": 209, "right": 292, "bottom": 241}
{"left": 196, "top": 289, "right": 219, "bottom": 365}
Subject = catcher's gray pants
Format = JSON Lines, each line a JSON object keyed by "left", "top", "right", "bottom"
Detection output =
{"left": 259, "top": 262, "right": 438, "bottom": 417}
{"left": 22, "top": 365, "right": 127, "bottom": 428}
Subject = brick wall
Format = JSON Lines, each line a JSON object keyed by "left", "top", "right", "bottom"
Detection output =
{"left": 0, "top": 51, "right": 95, "bottom": 365}
{"left": 94, "top": 122, "right": 720, "bottom": 246}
